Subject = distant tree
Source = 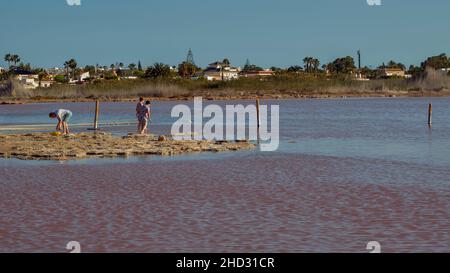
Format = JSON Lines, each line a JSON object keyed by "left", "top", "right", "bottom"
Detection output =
{"left": 33, "top": 68, "right": 48, "bottom": 87}
{"left": 222, "top": 58, "right": 231, "bottom": 66}
{"left": 0, "top": 71, "right": 7, "bottom": 80}
{"left": 138, "top": 61, "right": 143, "bottom": 71}
{"left": 64, "top": 59, "right": 78, "bottom": 79}
{"left": 303, "top": 57, "right": 320, "bottom": 72}
{"left": 358, "top": 66, "right": 374, "bottom": 78}
{"left": 4, "top": 54, "right": 12, "bottom": 67}
{"left": 380, "top": 60, "right": 406, "bottom": 70}
{"left": 244, "top": 59, "right": 251, "bottom": 70}
{"left": 104, "top": 70, "right": 118, "bottom": 80}
{"left": 133, "top": 70, "right": 145, "bottom": 78}
{"left": 186, "top": 49, "right": 196, "bottom": 66}
{"left": 178, "top": 61, "right": 199, "bottom": 78}
{"left": 421, "top": 53, "right": 450, "bottom": 69}
{"left": 311, "top": 58, "right": 320, "bottom": 72}
{"left": 128, "top": 63, "right": 137, "bottom": 71}
{"left": 4, "top": 54, "right": 21, "bottom": 68}
{"left": 287, "top": 65, "right": 303, "bottom": 73}
{"left": 11, "top": 55, "right": 21, "bottom": 66}
{"left": 247, "top": 65, "right": 263, "bottom": 72}
{"left": 326, "top": 56, "right": 356, "bottom": 74}
{"left": 84, "top": 65, "right": 96, "bottom": 75}
{"left": 408, "top": 65, "right": 423, "bottom": 77}
{"left": 54, "top": 75, "right": 69, "bottom": 83}
{"left": 303, "top": 57, "right": 312, "bottom": 72}
{"left": 145, "top": 63, "right": 172, "bottom": 79}
{"left": 18, "top": 63, "right": 32, "bottom": 71}
{"left": 243, "top": 59, "right": 263, "bottom": 72}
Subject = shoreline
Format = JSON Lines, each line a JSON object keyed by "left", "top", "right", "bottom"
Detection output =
{"left": 2, "top": 90, "right": 450, "bottom": 104}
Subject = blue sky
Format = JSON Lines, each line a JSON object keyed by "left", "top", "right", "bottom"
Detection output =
{"left": 0, "top": 0, "right": 449, "bottom": 69}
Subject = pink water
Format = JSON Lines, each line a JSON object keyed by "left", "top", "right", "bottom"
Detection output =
{"left": 0, "top": 154, "right": 449, "bottom": 253}
{"left": 0, "top": 98, "right": 449, "bottom": 252}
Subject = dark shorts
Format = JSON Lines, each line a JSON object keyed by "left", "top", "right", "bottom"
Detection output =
{"left": 138, "top": 117, "right": 148, "bottom": 123}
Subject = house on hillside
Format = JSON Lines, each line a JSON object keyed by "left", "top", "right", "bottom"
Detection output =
{"left": 0, "top": 67, "right": 6, "bottom": 74}
{"left": 40, "top": 75, "right": 55, "bottom": 88}
{"left": 69, "top": 71, "right": 90, "bottom": 83}
{"left": 13, "top": 69, "right": 55, "bottom": 89}
{"left": 46, "top": 67, "right": 66, "bottom": 76}
{"left": 13, "top": 69, "right": 39, "bottom": 89}
{"left": 381, "top": 67, "right": 406, "bottom": 78}
{"left": 199, "top": 62, "right": 240, "bottom": 81}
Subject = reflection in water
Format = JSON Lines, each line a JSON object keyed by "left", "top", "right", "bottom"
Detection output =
{"left": 0, "top": 98, "right": 449, "bottom": 252}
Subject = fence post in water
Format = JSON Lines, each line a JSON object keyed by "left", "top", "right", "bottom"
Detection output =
{"left": 256, "top": 98, "right": 260, "bottom": 129}
{"left": 428, "top": 103, "right": 432, "bottom": 127}
{"left": 94, "top": 100, "right": 100, "bottom": 130}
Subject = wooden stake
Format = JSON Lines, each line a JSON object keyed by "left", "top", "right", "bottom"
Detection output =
{"left": 428, "top": 103, "right": 432, "bottom": 126}
{"left": 256, "top": 98, "right": 260, "bottom": 129}
{"left": 94, "top": 100, "right": 100, "bottom": 130}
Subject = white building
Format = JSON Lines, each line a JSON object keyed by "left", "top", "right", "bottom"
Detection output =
{"left": 200, "top": 62, "right": 240, "bottom": 81}
{"left": 40, "top": 80, "right": 54, "bottom": 88}
{"left": 381, "top": 68, "right": 406, "bottom": 78}
{"left": 0, "top": 67, "right": 6, "bottom": 73}
{"left": 69, "top": 71, "right": 90, "bottom": 83}
{"left": 13, "top": 69, "right": 55, "bottom": 89}
{"left": 13, "top": 70, "right": 38, "bottom": 89}
{"left": 79, "top": 71, "right": 90, "bottom": 81}
{"left": 46, "top": 67, "right": 66, "bottom": 75}
{"left": 18, "top": 76, "right": 39, "bottom": 89}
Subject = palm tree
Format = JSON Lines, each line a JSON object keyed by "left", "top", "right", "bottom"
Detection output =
{"left": 178, "top": 61, "right": 198, "bottom": 78}
{"left": 222, "top": 58, "right": 231, "bottom": 66}
{"left": 302, "top": 57, "right": 309, "bottom": 71}
{"left": 11, "top": 55, "right": 21, "bottom": 66}
{"left": 64, "top": 59, "right": 77, "bottom": 80}
{"left": 145, "top": 63, "right": 171, "bottom": 79}
{"left": 303, "top": 57, "right": 314, "bottom": 72}
{"left": 128, "top": 63, "right": 136, "bottom": 71}
{"left": 34, "top": 68, "right": 47, "bottom": 87}
{"left": 4, "top": 54, "right": 21, "bottom": 68}
{"left": 311, "top": 58, "right": 320, "bottom": 72}
{"left": 4, "top": 54, "right": 12, "bottom": 67}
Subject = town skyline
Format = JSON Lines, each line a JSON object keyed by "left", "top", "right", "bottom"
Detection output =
{"left": 1, "top": 49, "right": 448, "bottom": 72}
{"left": 1, "top": 0, "right": 449, "bottom": 69}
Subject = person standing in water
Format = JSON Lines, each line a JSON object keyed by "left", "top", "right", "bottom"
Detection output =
{"left": 136, "top": 97, "right": 146, "bottom": 134}
{"left": 49, "top": 109, "right": 73, "bottom": 135}
{"left": 142, "top": 100, "right": 151, "bottom": 134}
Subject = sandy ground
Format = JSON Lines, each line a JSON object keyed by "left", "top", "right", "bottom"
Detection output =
{"left": 0, "top": 132, "right": 255, "bottom": 160}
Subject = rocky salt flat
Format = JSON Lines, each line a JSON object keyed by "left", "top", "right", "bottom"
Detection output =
{"left": 0, "top": 132, "right": 255, "bottom": 161}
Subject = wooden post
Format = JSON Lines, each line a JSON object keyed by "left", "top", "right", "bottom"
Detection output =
{"left": 256, "top": 98, "right": 260, "bottom": 129}
{"left": 94, "top": 100, "right": 100, "bottom": 130}
{"left": 428, "top": 103, "right": 432, "bottom": 126}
